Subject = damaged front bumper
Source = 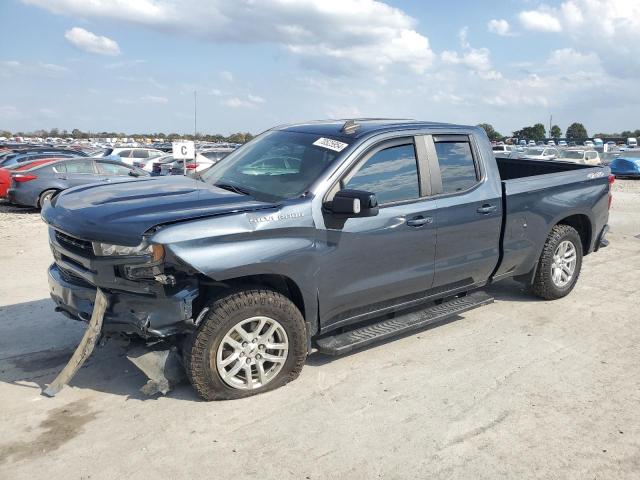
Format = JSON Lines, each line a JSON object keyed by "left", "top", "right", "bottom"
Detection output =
{"left": 49, "top": 263, "right": 198, "bottom": 338}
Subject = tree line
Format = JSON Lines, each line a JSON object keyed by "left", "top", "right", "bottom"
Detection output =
{"left": 0, "top": 128, "right": 255, "bottom": 144}
{"left": 478, "top": 123, "right": 640, "bottom": 142}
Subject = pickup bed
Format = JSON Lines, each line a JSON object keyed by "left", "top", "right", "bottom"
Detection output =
{"left": 42, "top": 119, "right": 612, "bottom": 400}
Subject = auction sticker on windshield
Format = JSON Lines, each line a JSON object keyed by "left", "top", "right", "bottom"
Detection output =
{"left": 313, "top": 137, "right": 349, "bottom": 152}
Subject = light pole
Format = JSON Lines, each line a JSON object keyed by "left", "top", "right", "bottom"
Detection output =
{"left": 194, "top": 90, "right": 197, "bottom": 140}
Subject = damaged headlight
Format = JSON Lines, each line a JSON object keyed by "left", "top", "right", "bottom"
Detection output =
{"left": 92, "top": 241, "right": 164, "bottom": 261}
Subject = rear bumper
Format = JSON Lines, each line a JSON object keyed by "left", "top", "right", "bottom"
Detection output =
{"left": 7, "top": 187, "right": 36, "bottom": 207}
{"left": 48, "top": 263, "right": 198, "bottom": 337}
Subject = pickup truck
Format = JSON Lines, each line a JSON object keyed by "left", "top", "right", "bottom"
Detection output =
{"left": 42, "top": 119, "right": 612, "bottom": 400}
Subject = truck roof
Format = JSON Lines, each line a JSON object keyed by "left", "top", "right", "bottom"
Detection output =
{"left": 275, "top": 119, "right": 477, "bottom": 140}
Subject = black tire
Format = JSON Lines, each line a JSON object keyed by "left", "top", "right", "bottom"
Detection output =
{"left": 38, "top": 189, "right": 58, "bottom": 208}
{"left": 184, "top": 288, "right": 307, "bottom": 400}
{"left": 531, "top": 224, "right": 583, "bottom": 300}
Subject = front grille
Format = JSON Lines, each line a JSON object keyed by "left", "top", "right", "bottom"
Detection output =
{"left": 57, "top": 265, "right": 93, "bottom": 287}
{"left": 55, "top": 230, "right": 93, "bottom": 254}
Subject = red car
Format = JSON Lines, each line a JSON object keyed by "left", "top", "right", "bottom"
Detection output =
{"left": 0, "top": 158, "right": 59, "bottom": 199}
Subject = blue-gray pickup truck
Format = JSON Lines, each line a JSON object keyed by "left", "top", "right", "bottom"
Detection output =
{"left": 42, "top": 119, "right": 612, "bottom": 400}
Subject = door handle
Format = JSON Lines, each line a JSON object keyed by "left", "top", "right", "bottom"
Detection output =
{"left": 407, "top": 216, "right": 433, "bottom": 227}
{"left": 477, "top": 204, "right": 497, "bottom": 214}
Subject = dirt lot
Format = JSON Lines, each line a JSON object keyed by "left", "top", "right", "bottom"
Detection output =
{"left": 1, "top": 181, "right": 639, "bottom": 479}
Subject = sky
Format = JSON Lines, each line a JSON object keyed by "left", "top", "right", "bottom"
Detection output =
{"left": 1, "top": 0, "right": 639, "bottom": 137}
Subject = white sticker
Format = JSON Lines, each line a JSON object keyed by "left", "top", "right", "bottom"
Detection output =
{"left": 313, "top": 137, "right": 349, "bottom": 152}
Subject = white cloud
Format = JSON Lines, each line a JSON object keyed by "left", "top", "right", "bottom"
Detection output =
{"left": 518, "top": 10, "right": 562, "bottom": 32}
{"left": 116, "top": 95, "right": 168, "bottom": 104}
{"left": 517, "top": 0, "right": 640, "bottom": 77}
{"left": 441, "top": 27, "right": 498, "bottom": 78}
{"left": 487, "top": 19, "right": 512, "bottom": 36}
{"left": 1, "top": 60, "right": 68, "bottom": 77}
{"left": 0, "top": 105, "right": 20, "bottom": 119}
{"left": 220, "top": 70, "right": 233, "bottom": 82}
{"left": 222, "top": 94, "right": 265, "bottom": 108}
{"left": 247, "top": 94, "right": 265, "bottom": 104}
{"left": 141, "top": 95, "right": 168, "bottom": 103}
{"left": 26, "top": 0, "right": 434, "bottom": 75}
{"left": 64, "top": 27, "right": 121, "bottom": 56}
{"left": 222, "top": 97, "right": 253, "bottom": 108}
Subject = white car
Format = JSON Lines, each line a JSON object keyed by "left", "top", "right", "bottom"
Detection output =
{"left": 522, "top": 147, "right": 559, "bottom": 160}
{"left": 547, "top": 140, "right": 556, "bottom": 146}
{"left": 558, "top": 140, "right": 568, "bottom": 147}
{"left": 104, "top": 147, "right": 164, "bottom": 166}
{"left": 584, "top": 140, "right": 595, "bottom": 148}
{"left": 528, "top": 140, "right": 536, "bottom": 146}
{"left": 557, "top": 149, "right": 600, "bottom": 165}
{"left": 492, "top": 145, "right": 515, "bottom": 153}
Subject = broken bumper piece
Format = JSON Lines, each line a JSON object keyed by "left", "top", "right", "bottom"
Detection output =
{"left": 48, "top": 263, "right": 198, "bottom": 338}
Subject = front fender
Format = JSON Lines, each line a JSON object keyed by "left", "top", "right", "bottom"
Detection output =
{"left": 150, "top": 201, "right": 319, "bottom": 331}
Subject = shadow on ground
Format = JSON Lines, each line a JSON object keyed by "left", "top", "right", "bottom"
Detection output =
{"left": 0, "top": 282, "right": 539, "bottom": 400}
{"left": 0, "top": 298, "right": 200, "bottom": 402}
{"left": 0, "top": 200, "right": 39, "bottom": 215}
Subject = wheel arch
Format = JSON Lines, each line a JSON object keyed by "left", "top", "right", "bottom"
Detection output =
{"left": 196, "top": 272, "right": 317, "bottom": 340}
{"left": 37, "top": 188, "right": 62, "bottom": 208}
{"left": 555, "top": 213, "right": 592, "bottom": 255}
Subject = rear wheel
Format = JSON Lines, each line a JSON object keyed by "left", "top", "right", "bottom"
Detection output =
{"left": 38, "top": 189, "right": 58, "bottom": 208}
{"left": 184, "top": 288, "right": 307, "bottom": 400}
{"left": 531, "top": 224, "right": 583, "bottom": 300}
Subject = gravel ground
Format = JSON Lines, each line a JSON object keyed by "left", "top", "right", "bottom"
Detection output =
{"left": 0, "top": 180, "right": 639, "bottom": 479}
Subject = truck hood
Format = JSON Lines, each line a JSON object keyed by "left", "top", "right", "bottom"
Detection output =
{"left": 41, "top": 176, "right": 276, "bottom": 245}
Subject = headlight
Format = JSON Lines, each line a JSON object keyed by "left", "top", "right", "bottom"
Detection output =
{"left": 93, "top": 241, "right": 164, "bottom": 261}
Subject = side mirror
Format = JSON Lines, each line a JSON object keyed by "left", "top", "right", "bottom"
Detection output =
{"left": 128, "top": 170, "right": 140, "bottom": 177}
{"left": 330, "top": 189, "right": 379, "bottom": 217}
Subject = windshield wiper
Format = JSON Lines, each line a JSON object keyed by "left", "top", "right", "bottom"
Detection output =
{"left": 215, "top": 182, "right": 252, "bottom": 196}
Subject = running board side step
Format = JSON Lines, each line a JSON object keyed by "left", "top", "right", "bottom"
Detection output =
{"left": 315, "top": 291, "right": 494, "bottom": 356}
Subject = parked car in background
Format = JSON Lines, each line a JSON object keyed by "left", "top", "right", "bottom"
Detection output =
{"left": 558, "top": 140, "right": 568, "bottom": 147}
{"left": 521, "top": 147, "right": 559, "bottom": 160}
{"left": 584, "top": 140, "right": 595, "bottom": 148}
{"left": 0, "top": 158, "right": 59, "bottom": 199}
{"left": 0, "top": 149, "right": 87, "bottom": 168}
{"left": 594, "top": 138, "right": 604, "bottom": 148}
{"left": 6, "top": 158, "right": 148, "bottom": 208}
{"left": 547, "top": 140, "right": 556, "bottom": 146}
{"left": 626, "top": 138, "right": 637, "bottom": 148}
{"left": 609, "top": 151, "right": 640, "bottom": 178}
{"left": 528, "top": 140, "right": 536, "bottom": 146}
{"left": 557, "top": 149, "right": 601, "bottom": 165}
{"left": 492, "top": 145, "right": 515, "bottom": 156}
{"left": 102, "top": 147, "right": 164, "bottom": 166}
{"left": 169, "top": 148, "right": 235, "bottom": 176}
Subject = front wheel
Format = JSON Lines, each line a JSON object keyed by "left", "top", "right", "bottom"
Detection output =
{"left": 531, "top": 224, "right": 583, "bottom": 300}
{"left": 184, "top": 288, "right": 307, "bottom": 400}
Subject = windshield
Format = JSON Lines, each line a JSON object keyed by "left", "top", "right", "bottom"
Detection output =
{"left": 559, "top": 150, "right": 585, "bottom": 160}
{"left": 201, "top": 130, "right": 345, "bottom": 202}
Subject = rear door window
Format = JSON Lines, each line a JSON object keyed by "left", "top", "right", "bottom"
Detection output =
{"left": 97, "top": 162, "right": 132, "bottom": 176}
{"left": 132, "top": 150, "right": 149, "bottom": 158}
{"left": 65, "top": 161, "right": 95, "bottom": 174}
{"left": 117, "top": 150, "right": 132, "bottom": 158}
{"left": 434, "top": 139, "right": 479, "bottom": 194}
